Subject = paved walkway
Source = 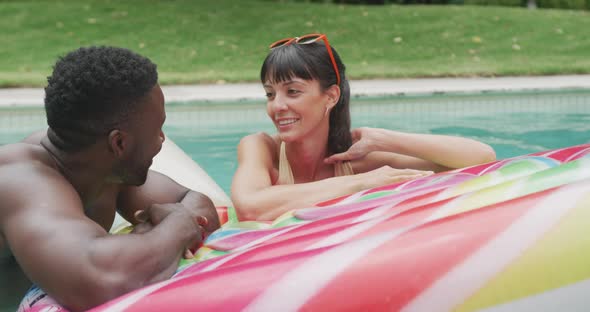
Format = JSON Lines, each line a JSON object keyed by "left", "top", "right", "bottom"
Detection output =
{"left": 1, "top": 75, "right": 589, "bottom": 107}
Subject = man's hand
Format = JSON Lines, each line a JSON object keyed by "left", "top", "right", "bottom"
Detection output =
{"left": 179, "top": 191, "right": 221, "bottom": 236}
{"left": 134, "top": 203, "right": 207, "bottom": 259}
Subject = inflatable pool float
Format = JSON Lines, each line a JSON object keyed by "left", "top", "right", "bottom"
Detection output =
{"left": 20, "top": 143, "right": 590, "bottom": 311}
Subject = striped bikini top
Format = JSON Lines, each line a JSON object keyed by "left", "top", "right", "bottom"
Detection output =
{"left": 277, "top": 141, "right": 354, "bottom": 185}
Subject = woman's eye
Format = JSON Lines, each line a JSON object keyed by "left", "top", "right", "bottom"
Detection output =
{"left": 265, "top": 92, "right": 274, "bottom": 98}
{"left": 288, "top": 89, "right": 300, "bottom": 95}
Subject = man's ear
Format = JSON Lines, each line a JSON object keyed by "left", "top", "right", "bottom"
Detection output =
{"left": 325, "top": 84, "right": 341, "bottom": 111}
{"left": 108, "top": 129, "right": 128, "bottom": 158}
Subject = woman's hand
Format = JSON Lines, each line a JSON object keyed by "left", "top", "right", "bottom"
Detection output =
{"left": 357, "top": 166, "right": 433, "bottom": 190}
{"left": 324, "top": 127, "right": 377, "bottom": 164}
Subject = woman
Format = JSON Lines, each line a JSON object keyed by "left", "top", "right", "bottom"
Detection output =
{"left": 231, "top": 34, "right": 495, "bottom": 221}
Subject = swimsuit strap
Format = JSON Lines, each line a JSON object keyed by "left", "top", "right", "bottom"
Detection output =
{"left": 277, "top": 141, "right": 295, "bottom": 185}
{"left": 335, "top": 160, "right": 355, "bottom": 176}
{"left": 277, "top": 141, "right": 354, "bottom": 185}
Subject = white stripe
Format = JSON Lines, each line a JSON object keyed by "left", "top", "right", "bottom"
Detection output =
{"left": 432, "top": 174, "right": 480, "bottom": 202}
{"left": 566, "top": 147, "right": 590, "bottom": 161}
{"left": 353, "top": 201, "right": 399, "bottom": 223}
{"left": 245, "top": 191, "right": 466, "bottom": 312}
{"left": 401, "top": 182, "right": 590, "bottom": 312}
{"left": 541, "top": 146, "right": 568, "bottom": 157}
{"left": 243, "top": 230, "right": 404, "bottom": 312}
{"left": 504, "top": 179, "right": 526, "bottom": 201}
{"left": 425, "top": 194, "right": 468, "bottom": 222}
{"left": 100, "top": 277, "right": 184, "bottom": 312}
{"left": 202, "top": 225, "right": 302, "bottom": 272}
{"left": 478, "top": 160, "right": 508, "bottom": 176}
{"left": 306, "top": 187, "right": 464, "bottom": 249}
{"left": 437, "top": 157, "right": 550, "bottom": 202}
{"left": 306, "top": 186, "right": 475, "bottom": 251}
{"left": 101, "top": 225, "right": 302, "bottom": 311}
{"left": 332, "top": 190, "right": 364, "bottom": 205}
{"left": 304, "top": 207, "right": 389, "bottom": 250}
{"left": 479, "top": 278, "right": 590, "bottom": 312}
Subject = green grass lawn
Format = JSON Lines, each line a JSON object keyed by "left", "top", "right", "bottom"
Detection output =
{"left": 0, "top": 0, "right": 589, "bottom": 87}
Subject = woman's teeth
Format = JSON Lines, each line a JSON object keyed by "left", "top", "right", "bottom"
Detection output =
{"left": 278, "top": 119, "right": 298, "bottom": 126}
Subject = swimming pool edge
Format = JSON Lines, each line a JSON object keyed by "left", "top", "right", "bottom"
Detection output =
{"left": 1, "top": 75, "right": 589, "bottom": 107}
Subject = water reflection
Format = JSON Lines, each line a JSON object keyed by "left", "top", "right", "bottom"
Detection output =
{"left": 1, "top": 252, "right": 31, "bottom": 312}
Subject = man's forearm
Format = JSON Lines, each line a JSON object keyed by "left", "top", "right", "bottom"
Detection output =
{"left": 74, "top": 211, "right": 198, "bottom": 310}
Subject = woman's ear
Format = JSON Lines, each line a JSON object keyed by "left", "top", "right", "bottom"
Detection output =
{"left": 325, "top": 84, "right": 341, "bottom": 110}
{"left": 108, "top": 129, "right": 128, "bottom": 158}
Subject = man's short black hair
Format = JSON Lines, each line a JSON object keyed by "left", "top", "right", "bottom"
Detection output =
{"left": 45, "top": 46, "right": 158, "bottom": 151}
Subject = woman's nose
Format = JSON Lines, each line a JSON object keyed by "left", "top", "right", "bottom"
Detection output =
{"left": 271, "top": 95, "right": 288, "bottom": 112}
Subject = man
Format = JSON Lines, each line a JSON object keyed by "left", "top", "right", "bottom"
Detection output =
{"left": 0, "top": 46, "right": 220, "bottom": 311}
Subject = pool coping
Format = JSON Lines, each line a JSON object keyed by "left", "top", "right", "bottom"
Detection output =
{"left": 0, "top": 74, "right": 589, "bottom": 107}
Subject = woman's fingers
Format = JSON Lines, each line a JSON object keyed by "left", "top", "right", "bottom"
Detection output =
{"left": 324, "top": 151, "right": 351, "bottom": 164}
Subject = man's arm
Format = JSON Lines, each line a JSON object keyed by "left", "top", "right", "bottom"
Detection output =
{"left": 0, "top": 162, "right": 201, "bottom": 311}
{"left": 117, "top": 170, "right": 221, "bottom": 234}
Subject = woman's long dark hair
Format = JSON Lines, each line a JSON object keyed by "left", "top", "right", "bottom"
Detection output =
{"left": 260, "top": 41, "right": 352, "bottom": 155}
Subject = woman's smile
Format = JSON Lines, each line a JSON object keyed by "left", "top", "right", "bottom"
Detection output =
{"left": 276, "top": 117, "right": 300, "bottom": 129}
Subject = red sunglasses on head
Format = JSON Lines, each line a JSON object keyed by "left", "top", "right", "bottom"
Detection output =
{"left": 269, "top": 33, "right": 341, "bottom": 86}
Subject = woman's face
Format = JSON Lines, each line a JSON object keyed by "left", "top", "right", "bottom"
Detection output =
{"left": 263, "top": 77, "right": 330, "bottom": 142}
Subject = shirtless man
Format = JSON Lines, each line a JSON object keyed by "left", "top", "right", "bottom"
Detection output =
{"left": 0, "top": 46, "right": 220, "bottom": 311}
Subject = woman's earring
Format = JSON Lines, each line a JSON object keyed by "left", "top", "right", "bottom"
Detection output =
{"left": 324, "top": 107, "right": 329, "bottom": 118}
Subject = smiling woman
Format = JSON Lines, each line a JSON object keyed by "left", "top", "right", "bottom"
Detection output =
{"left": 230, "top": 33, "right": 496, "bottom": 221}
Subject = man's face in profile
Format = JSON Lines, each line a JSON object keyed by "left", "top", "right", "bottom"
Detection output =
{"left": 117, "top": 84, "right": 166, "bottom": 186}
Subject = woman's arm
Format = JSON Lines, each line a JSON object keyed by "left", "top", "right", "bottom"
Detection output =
{"left": 325, "top": 127, "right": 496, "bottom": 172}
{"left": 231, "top": 133, "right": 430, "bottom": 221}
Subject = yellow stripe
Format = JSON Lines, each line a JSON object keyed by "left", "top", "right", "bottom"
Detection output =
{"left": 445, "top": 179, "right": 519, "bottom": 217}
{"left": 445, "top": 160, "right": 548, "bottom": 198}
{"left": 455, "top": 192, "right": 590, "bottom": 311}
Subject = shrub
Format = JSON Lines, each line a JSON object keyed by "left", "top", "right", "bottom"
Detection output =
{"left": 333, "top": 0, "right": 387, "bottom": 3}
{"left": 463, "top": 0, "right": 524, "bottom": 7}
{"left": 536, "top": 0, "right": 587, "bottom": 9}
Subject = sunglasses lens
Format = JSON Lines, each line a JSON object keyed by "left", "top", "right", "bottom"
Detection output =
{"left": 298, "top": 35, "right": 322, "bottom": 45}
{"left": 270, "top": 39, "right": 291, "bottom": 49}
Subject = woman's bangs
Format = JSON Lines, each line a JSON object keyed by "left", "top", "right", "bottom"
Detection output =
{"left": 261, "top": 47, "right": 317, "bottom": 84}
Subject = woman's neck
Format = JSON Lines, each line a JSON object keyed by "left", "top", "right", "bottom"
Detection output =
{"left": 285, "top": 128, "right": 332, "bottom": 183}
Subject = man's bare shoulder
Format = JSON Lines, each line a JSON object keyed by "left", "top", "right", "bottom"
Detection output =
{"left": 0, "top": 142, "right": 47, "bottom": 165}
{"left": 0, "top": 142, "right": 76, "bottom": 210}
{"left": 0, "top": 142, "right": 82, "bottom": 246}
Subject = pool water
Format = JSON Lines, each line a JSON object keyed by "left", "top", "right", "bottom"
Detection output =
{"left": 163, "top": 89, "right": 590, "bottom": 195}
{"left": 1, "top": 90, "right": 589, "bottom": 196}
{"left": 0, "top": 89, "right": 589, "bottom": 311}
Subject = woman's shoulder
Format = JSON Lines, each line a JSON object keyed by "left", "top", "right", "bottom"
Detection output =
{"left": 238, "top": 132, "right": 281, "bottom": 162}
{"left": 239, "top": 132, "right": 279, "bottom": 148}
